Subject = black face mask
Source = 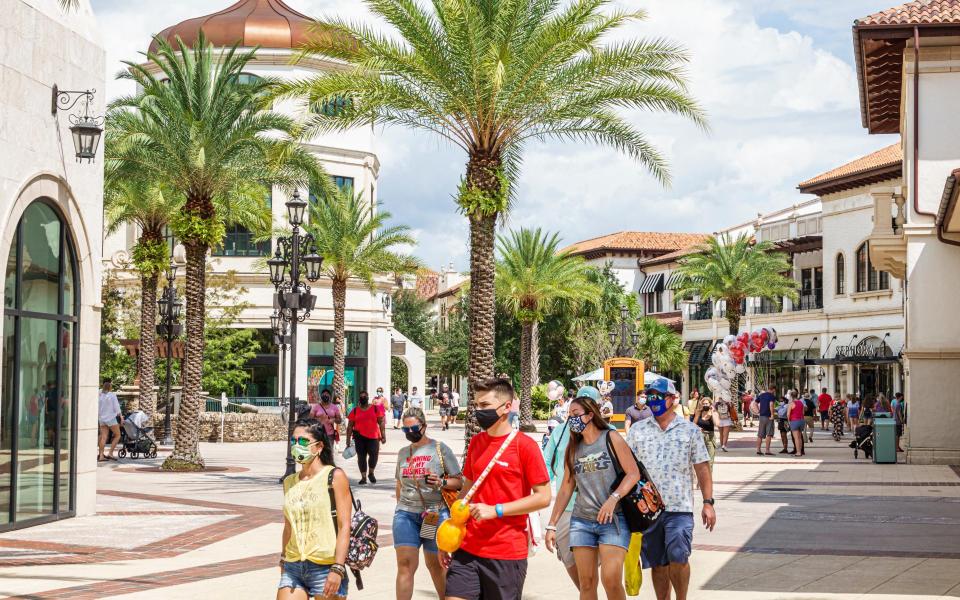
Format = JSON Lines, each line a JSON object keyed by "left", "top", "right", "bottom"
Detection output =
{"left": 476, "top": 406, "right": 503, "bottom": 430}
{"left": 321, "top": 395, "right": 331, "bottom": 404}
{"left": 359, "top": 396, "right": 369, "bottom": 406}
{"left": 404, "top": 428, "right": 424, "bottom": 443}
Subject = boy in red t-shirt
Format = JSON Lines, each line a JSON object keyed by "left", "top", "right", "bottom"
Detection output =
{"left": 817, "top": 388, "right": 833, "bottom": 430}
{"left": 442, "top": 378, "right": 551, "bottom": 600}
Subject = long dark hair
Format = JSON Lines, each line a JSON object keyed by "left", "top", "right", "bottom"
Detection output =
{"left": 564, "top": 396, "right": 608, "bottom": 475}
{"left": 294, "top": 419, "right": 335, "bottom": 466}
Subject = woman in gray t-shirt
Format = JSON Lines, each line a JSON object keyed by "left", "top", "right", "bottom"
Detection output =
{"left": 545, "top": 392, "right": 640, "bottom": 599}
{"left": 393, "top": 408, "right": 462, "bottom": 599}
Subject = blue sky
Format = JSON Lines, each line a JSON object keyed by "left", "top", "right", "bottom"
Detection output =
{"left": 90, "top": 0, "right": 902, "bottom": 270}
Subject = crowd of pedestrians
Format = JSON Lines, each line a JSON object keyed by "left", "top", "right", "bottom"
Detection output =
{"left": 279, "top": 376, "right": 913, "bottom": 600}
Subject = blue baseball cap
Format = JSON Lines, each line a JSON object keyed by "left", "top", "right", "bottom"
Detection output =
{"left": 645, "top": 377, "right": 678, "bottom": 397}
{"left": 576, "top": 386, "right": 600, "bottom": 402}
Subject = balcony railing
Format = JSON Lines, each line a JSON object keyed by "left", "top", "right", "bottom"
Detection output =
{"left": 791, "top": 289, "right": 823, "bottom": 311}
{"left": 213, "top": 231, "right": 271, "bottom": 257}
{"left": 204, "top": 396, "right": 283, "bottom": 413}
{"left": 751, "top": 299, "right": 782, "bottom": 315}
{"left": 689, "top": 303, "right": 713, "bottom": 321}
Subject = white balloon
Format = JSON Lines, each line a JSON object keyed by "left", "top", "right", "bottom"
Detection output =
{"left": 722, "top": 334, "right": 737, "bottom": 347}
{"left": 735, "top": 362, "right": 746, "bottom": 374}
{"left": 546, "top": 380, "right": 565, "bottom": 401}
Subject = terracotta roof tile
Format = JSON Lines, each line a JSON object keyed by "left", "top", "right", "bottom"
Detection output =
{"left": 797, "top": 144, "right": 902, "bottom": 194}
{"left": 639, "top": 244, "right": 705, "bottom": 266}
{"left": 857, "top": 0, "right": 960, "bottom": 26}
{"left": 563, "top": 232, "right": 710, "bottom": 256}
{"left": 414, "top": 271, "right": 439, "bottom": 301}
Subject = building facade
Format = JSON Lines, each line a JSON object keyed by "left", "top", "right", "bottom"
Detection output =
{"left": 102, "top": 0, "right": 425, "bottom": 410}
{"left": 0, "top": 0, "right": 105, "bottom": 530}
{"left": 852, "top": 0, "right": 960, "bottom": 463}
{"left": 676, "top": 150, "right": 905, "bottom": 404}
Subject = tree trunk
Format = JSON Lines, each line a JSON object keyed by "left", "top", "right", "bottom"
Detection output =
{"left": 162, "top": 242, "right": 206, "bottom": 470}
{"left": 519, "top": 321, "right": 536, "bottom": 431}
{"left": 530, "top": 321, "right": 540, "bottom": 387}
{"left": 332, "top": 278, "right": 347, "bottom": 406}
{"left": 463, "top": 153, "right": 502, "bottom": 447}
{"left": 726, "top": 297, "right": 741, "bottom": 336}
{"left": 138, "top": 271, "right": 159, "bottom": 424}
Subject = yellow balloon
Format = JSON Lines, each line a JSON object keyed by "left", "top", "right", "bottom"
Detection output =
{"left": 450, "top": 500, "right": 471, "bottom": 525}
{"left": 436, "top": 519, "right": 466, "bottom": 553}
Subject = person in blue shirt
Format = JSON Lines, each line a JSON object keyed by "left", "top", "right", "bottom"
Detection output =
{"left": 753, "top": 386, "right": 777, "bottom": 456}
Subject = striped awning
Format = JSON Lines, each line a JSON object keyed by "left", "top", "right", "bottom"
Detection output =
{"left": 666, "top": 271, "right": 686, "bottom": 289}
{"left": 684, "top": 340, "right": 714, "bottom": 365}
{"left": 638, "top": 273, "right": 665, "bottom": 294}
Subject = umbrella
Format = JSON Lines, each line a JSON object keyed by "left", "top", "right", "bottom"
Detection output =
{"left": 572, "top": 367, "right": 604, "bottom": 382}
{"left": 644, "top": 371, "right": 675, "bottom": 385}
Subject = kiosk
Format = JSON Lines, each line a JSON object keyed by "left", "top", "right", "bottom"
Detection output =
{"left": 603, "top": 357, "right": 644, "bottom": 430}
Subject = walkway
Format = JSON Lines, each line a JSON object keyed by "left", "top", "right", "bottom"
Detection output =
{"left": 1, "top": 416, "right": 958, "bottom": 598}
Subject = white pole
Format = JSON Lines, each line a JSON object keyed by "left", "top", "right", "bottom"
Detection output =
{"left": 220, "top": 392, "right": 228, "bottom": 444}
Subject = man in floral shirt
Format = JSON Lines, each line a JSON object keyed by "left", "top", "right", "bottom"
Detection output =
{"left": 626, "top": 378, "right": 716, "bottom": 600}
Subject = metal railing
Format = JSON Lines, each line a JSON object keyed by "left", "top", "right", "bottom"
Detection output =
{"left": 791, "top": 289, "right": 823, "bottom": 311}
{"left": 204, "top": 396, "right": 283, "bottom": 413}
{"left": 688, "top": 303, "right": 713, "bottom": 321}
{"left": 751, "top": 299, "right": 782, "bottom": 315}
{"left": 212, "top": 231, "right": 271, "bottom": 257}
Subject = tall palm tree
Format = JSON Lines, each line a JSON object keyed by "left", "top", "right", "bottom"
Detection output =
{"left": 107, "top": 33, "right": 325, "bottom": 470}
{"left": 496, "top": 228, "right": 596, "bottom": 431}
{"left": 634, "top": 316, "right": 687, "bottom": 373}
{"left": 305, "top": 187, "right": 417, "bottom": 404}
{"left": 280, "top": 0, "right": 704, "bottom": 440}
{"left": 103, "top": 173, "right": 183, "bottom": 426}
{"left": 676, "top": 233, "right": 798, "bottom": 335}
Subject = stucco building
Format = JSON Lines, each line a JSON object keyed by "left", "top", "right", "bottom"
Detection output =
{"left": 0, "top": 0, "right": 105, "bottom": 530}
{"left": 102, "top": 0, "right": 425, "bottom": 410}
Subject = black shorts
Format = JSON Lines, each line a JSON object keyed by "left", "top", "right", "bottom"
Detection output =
{"left": 445, "top": 550, "right": 527, "bottom": 600}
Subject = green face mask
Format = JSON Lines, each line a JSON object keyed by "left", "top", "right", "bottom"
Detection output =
{"left": 291, "top": 443, "right": 317, "bottom": 464}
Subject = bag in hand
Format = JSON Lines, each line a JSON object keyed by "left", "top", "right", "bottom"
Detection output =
{"left": 605, "top": 434, "right": 665, "bottom": 533}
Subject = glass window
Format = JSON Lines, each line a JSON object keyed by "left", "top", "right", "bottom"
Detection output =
{"left": 4, "top": 230, "right": 16, "bottom": 310}
{"left": 312, "top": 96, "right": 350, "bottom": 116}
{"left": 2, "top": 201, "right": 79, "bottom": 527}
{"left": 308, "top": 330, "right": 368, "bottom": 358}
{"left": 20, "top": 203, "right": 61, "bottom": 315}
{"left": 855, "top": 242, "right": 890, "bottom": 292}
{"left": 836, "top": 253, "right": 845, "bottom": 295}
{"left": 212, "top": 186, "right": 272, "bottom": 257}
{"left": 15, "top": 317, "right": 58, "bottom": 522}
{"left": 235, "top": 73, "right": 262, "bottom": 86}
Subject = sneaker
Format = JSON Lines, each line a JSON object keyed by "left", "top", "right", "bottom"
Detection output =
{"left": 778, "top": 449, "right": 788, "bottom": 454}
{"left": 358, "top": 477, "right": 367, "bottom": 485}
{"left": 756, "top": 451, "right": 763, "bottom": 456}
{"left": 369, "top": 473, "right": 377, "bottom": 484}
{"left": 721, "top": 446, "right": 728, "bottom": 452}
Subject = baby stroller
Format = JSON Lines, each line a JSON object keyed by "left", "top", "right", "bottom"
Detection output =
{"left": 850, "top": 424, "right": 873, "bottom": 459}
{"left": 118, "top": 410, "right": 158, "bottom": 459}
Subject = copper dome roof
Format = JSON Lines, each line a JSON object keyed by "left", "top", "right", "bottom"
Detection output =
{"left": 149, "top": 0, "right": 320, "bottom": 52}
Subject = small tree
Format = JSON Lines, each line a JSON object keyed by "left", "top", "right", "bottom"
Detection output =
{"left": 496, "top": 228, "right": 596, "bottom": 431}
{"left": 676, "top": 234, "right": 798, "bottom": 335}
{"left": 634, "top": 317, "right": 687, "bottom": 373}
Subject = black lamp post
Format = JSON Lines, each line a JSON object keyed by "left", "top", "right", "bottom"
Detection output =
{"left": 271, "top": 308, "right": 292, "bottom": 429}
{"left": 608, "top": 304, "right": 640, "bottom": 358}
{"left": 268, "top": 190, "right": 324, "bottom": 482}
{"left": 156, "top": 258, "right": 182, "bottom": 446}
{"left": 51, "top": 86, "right": 103, "bottom": 162}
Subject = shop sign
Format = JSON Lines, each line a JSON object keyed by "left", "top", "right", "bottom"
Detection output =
{"left": 834, "top": 338, "right": 892, "bottom": 360}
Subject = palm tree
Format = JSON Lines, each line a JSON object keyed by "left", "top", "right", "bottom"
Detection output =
{"left": 676, "top": 233, "right": 798, "bottom": 335}
{"left": 634, "top": 317, "right": 687, "bottom": 374}
{"left": 280, "top": 0, "right": 704, "bottom": 440}
{"left": 103, "top": 173, "right": 183, "bottom": 426}
{"left": 496, "top": 228, "right": 596, "bottom": 431}
{"left": 305, "top": 187, "right": 417, "bottom": 404}
{"left": 106, "top": 33, "right": 325, "bottom": 470}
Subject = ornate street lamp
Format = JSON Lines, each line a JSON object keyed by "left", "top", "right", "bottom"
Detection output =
{"left": 156, "top": 258, "right": 182, "bottom": 446}
{"left": 51, "top": 86, "right": 103, "bottom": 163}
{"left": 269, "top": 190, "right": 324, "bottom": 481}
{"left": 608, "top": 304, "right": 640, "bottom": 358}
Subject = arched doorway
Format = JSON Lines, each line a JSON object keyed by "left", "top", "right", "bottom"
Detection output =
{"left": 1, "top": 200, "right": 79, "bottom": 530}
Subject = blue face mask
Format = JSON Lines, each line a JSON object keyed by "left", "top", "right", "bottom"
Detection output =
{"left": 647, "top": 395, "right": 669, "bottom": 417}
{"left": 568, "top": 414, "right": 589, "bottom": 433}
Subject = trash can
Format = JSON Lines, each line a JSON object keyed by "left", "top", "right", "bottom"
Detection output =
{"left": 873, "top": 417, "right": 897, "bottom": 464}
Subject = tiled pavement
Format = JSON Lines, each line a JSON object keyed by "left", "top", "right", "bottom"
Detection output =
{"left": 1, "top": 419, "right": 959, "bottom": 599}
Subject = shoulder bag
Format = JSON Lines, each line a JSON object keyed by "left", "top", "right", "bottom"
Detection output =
{"left": 435, "top": 441, "right": 460, "bottom": 508}
{"left": 604, "top": 432, "right": 665, "bottom": 533}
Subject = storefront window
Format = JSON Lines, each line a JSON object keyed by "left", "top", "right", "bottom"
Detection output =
{"left": 307, "top": 330, "right": 368, "bottom": 408}
{"left": 1, "top": 201, "right": 79, "bottom": 530}
{"left": 308, "top": 330, "right": 368, "bottom": 358}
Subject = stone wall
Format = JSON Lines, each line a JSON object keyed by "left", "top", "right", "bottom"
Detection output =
{"left": 153, "top": 412, "right": 287, "bottom": 443}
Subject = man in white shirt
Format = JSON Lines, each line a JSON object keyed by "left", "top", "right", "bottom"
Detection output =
{"left": 98, "top": 378, "right": 123, "bottom": 462}
{"left": 408, "top": 386, "right": 423, "bottom": 409}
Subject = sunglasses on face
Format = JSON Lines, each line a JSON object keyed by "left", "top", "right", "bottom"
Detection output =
{"left": 290, "top": 437, "right": 318, "bottom": 448}
{"left": 401, "top": 426, "right": 422, "bottom": 434}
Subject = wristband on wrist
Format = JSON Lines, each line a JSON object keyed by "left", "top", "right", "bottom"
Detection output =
{"left": 544, "top": 525, "right": 557, "bottom": 532}
{"left": 495, "top": 503, "right": 504, "bottom": 518}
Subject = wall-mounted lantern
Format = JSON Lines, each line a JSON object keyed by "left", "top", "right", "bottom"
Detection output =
{"left": 52, "top": 85, "right": 103, "bottom": 163}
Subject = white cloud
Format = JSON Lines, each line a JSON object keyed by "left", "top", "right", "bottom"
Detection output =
{"left": 91, "top": 0, "right": 898, "bottom": 271}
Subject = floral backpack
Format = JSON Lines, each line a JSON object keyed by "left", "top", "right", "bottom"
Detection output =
{"left": 327, "top": 468, "right": 379, "bottom": 590}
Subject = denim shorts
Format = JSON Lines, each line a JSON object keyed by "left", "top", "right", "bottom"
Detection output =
{"left": 789, "top": 419, "right": 805, "bottom": 431}
{"left": 392, "top": 407, "right": 403, "bottom": 420}
{"left": 393, "top": 507, "right": 450, "bottom": 553}
{"left": 278, "top": 560, "right": 349, "bottom": 598}
{"left": 569, "top": 513, "right": 631, "bottom": 550}
{"left": 641, "top": 511, "right": 693, "bottom": 568}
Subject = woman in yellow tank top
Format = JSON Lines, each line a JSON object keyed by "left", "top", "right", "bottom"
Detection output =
{"left": 279, "top": 420, "right": 352, "bottom": 599}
